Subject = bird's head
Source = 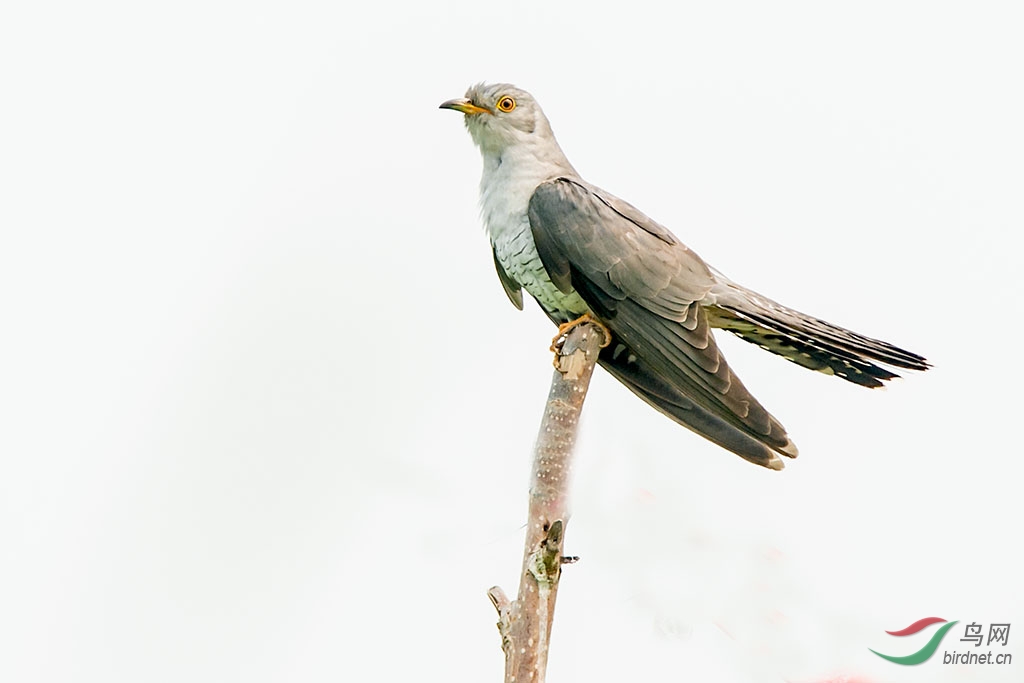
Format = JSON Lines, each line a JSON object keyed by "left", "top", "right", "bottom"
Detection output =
{"left": 440, "top": 83, "right": 559, "bottom": 159}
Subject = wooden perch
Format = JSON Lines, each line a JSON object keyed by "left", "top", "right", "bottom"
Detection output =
{"left": 488, "top": 320, "right": 609, "bottom": 683}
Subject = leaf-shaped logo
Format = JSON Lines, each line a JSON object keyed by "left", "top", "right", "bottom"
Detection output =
{"left": 870, "top": 618, "right": 958, "bottom": 666}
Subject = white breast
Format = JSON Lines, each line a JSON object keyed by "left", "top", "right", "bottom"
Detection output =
{"left": 479, "top": 152, "right": 589, "bottom": 320}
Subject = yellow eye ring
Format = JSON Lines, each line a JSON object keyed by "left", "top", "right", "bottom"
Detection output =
{"left": 496, "top": 96, "right": 516, "bottom": 112}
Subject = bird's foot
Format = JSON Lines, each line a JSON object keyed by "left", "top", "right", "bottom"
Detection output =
{"left": 550, "top": 313, "right": 612, "bottom": 366}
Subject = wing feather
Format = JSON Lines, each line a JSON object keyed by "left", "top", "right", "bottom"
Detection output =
{"left": 492, "top": 247, "right": 523, "bottom": 310}
{"left": 528, "top": 177, "right": 796, "bottom": 461}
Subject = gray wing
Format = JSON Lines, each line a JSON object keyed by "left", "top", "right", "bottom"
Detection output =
{"left": 492, "top": 246, "right": 523, "bottom": 310}
{"left": 528, "top": 177, "right": 796, "bottom": 468}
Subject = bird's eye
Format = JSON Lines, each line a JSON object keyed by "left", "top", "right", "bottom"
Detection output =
{"left": 496, "top": 96, "right": 516, "bottom": 112}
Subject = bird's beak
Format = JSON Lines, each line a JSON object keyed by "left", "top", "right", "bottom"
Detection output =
{"left": 439, "top": 98, "right": 490, "bottom": 115}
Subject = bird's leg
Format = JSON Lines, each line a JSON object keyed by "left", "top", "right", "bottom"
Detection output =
{"left": 550, "top": 313, "right": 612, "bottom": 365}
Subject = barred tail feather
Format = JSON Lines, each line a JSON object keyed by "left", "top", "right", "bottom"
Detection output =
{"left": 707, "top": 291, "right": 930, "bottom": 389}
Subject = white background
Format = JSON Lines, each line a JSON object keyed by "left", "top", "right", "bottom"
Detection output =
{"left": 2, "top": 2, "right": 1021, "bottom": 682}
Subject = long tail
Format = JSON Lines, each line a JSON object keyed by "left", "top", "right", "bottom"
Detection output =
{"left": 706, "top": 282, "right": 930, "bottom": 388}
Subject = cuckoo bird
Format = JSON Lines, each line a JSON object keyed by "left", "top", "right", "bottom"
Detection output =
{"left": 441, "top": 83, "right": 929, "bottom": 470}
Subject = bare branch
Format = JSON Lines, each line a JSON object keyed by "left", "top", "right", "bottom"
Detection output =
{"left": 489, "top": 320, "right": 608, "bottom": 683}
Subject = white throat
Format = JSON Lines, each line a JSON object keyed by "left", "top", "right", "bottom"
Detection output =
{"left": 477, "top": 140, "right": 576, "bottom": 242}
